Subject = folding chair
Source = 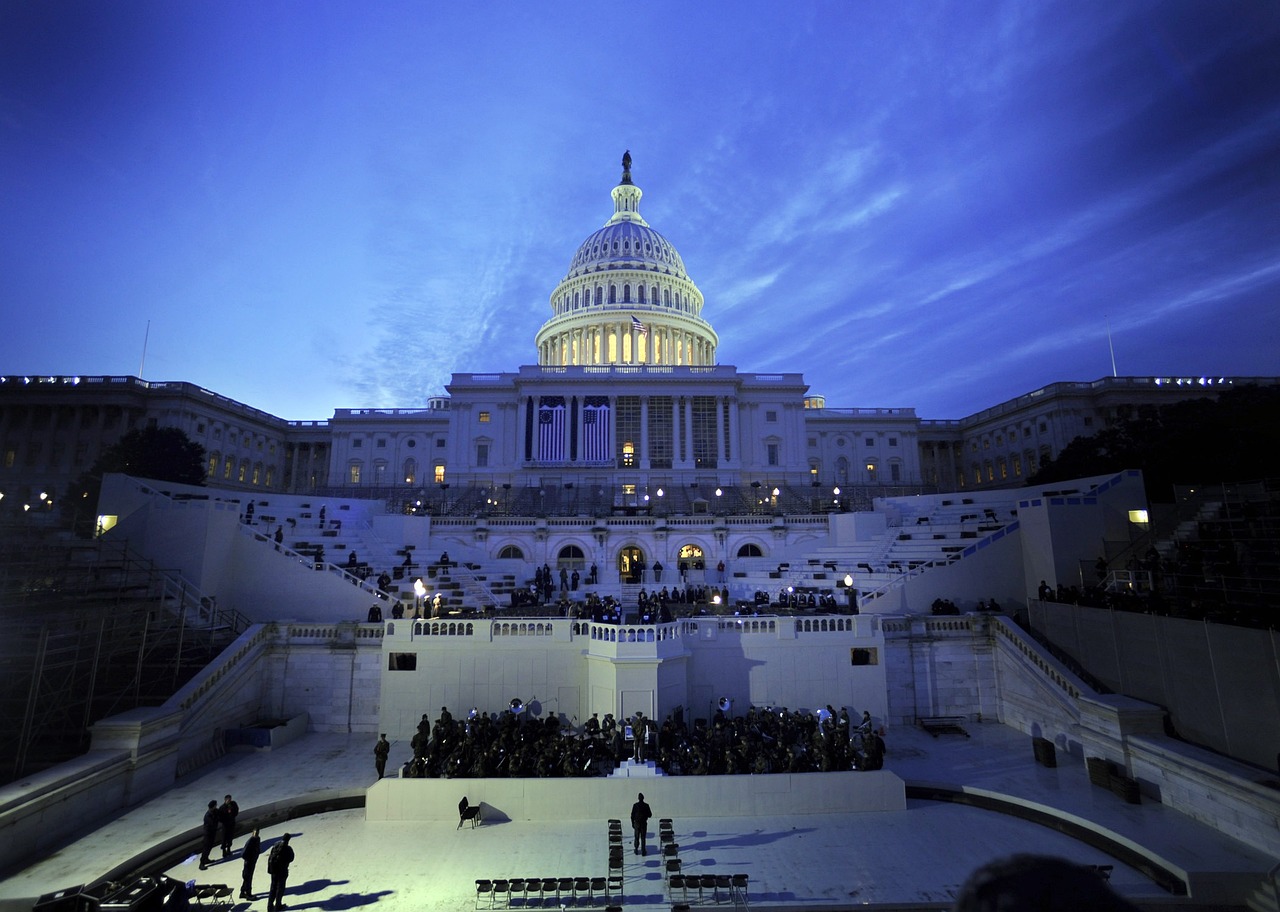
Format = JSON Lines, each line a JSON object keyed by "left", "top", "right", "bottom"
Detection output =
{"left": 699, "top": 874, "right": 719, "bottom": 904}
{"left": 589, "top": 877, "right": 606, "bottom": 904}
{"left": 556, "top": 879, "right": 573, "bottom": 904}
{"left": 492, "top": 879, "right": 511, "bottom": 909}
{"left": 573, "top": 878, "right": 590, "bottom": 904}
{"left": 540, "top": 878, "right": 558, "bottom": 905}
{"left": 606, "top": 875, "right": 624, "bottom": 903}
{"left": 730, "top": 874, "right": 749, "bottom": 908}
{"left": 507, "top": 879, "right": 526, "bottom": 908}
{"left": 667, "top": 874, "right": 687, "bottom": 903}
{"left": 663, "top": 842, "right": 680, "bottom": 859}
{"left": 475, "top": 880, "right": 494, "bottom": 910}
{"left": 715, "top": 875, "right": 731, "bottom": 904}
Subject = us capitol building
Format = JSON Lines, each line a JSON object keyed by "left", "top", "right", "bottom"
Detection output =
{"left": 1, "top": 154, "right": 1261, "bottom": 516}
{"left": 2, "top": 155, "right": 1279, "bottom": 909}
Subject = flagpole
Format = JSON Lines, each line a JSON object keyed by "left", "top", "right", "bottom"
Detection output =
{"left": 139, "top": 320, "right": 151, "bottom": 379}
{"left": 1106, "top": 316, "right": 1117, "bottom": 378}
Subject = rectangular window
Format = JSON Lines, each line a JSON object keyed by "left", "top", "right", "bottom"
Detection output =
{"left": 349, "top": 464, "right": 361, "bottom": 484}
{"left": 647, "top": 395, "right": 672, "bottom": 469}
{"left": 850, "top": 647, "right": 879, "bottom": 666}
{"left": 479, "top": 411, "right": 491, "bottom": 423}
{"left": 865, "top": 437, "right": 874, "bottom": 447}
{"left": 476, "top": 443, "right": 489, "bottom": 467}
{"left": 889, "top": 437, "right": 898, "bottom": 447}
{"left": 765, "top": 410, "right": 777, "bottom": 422}
{"left": 767, "top": 443, "right": 779, "bottom": 466}
{"left": 353, "top": 439, "right": 363, "bottom": 448}
{"left": 436, "top": 438, "right": 446, "bottom": 447}
{"left": 4, "top": 449, "right": 15, "bottom": 469}
{"left": 1013, "top": 455, "right": 1022, "bottom": 476}
{"left": 691, "top": 396, "right": 718, "bottom": 468}
{"left": 434, "top": 464, "right": 445, "bottom": 483}
{"left": 890, "top": 463, "right": 901, "bottom": 482}
{"left": 223, "top": 457, "right": 233, "bottom": 479}
{"left": 615, "top": 396, "right": 640, "bottom": 469}
{"left": 389, "top": 653, "right": 417, "bottom": 671}
{"left": 376, "top": 439, "right": 387, "bottom": 448}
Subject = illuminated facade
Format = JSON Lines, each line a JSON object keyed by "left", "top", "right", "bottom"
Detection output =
{"left": 1, "top": 157, "right": 1274, "bottom": 518}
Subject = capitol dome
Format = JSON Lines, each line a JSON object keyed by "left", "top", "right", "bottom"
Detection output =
{"left": 535, "top": 152, "right": 718, "bottom": 368}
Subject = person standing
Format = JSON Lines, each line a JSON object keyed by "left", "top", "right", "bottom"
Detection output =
{"left": 199, "top": 800, "right": 218, "bottom": 870}
{"left": 240, "top": 829, "right": 262, "bottom": 900}
{"left": 374, "top": 734, "right": 391, "bottom": 779}
{"left": 630, "top": 792, "right": 652, "bottom": 856}
{"left": 219, "top": 794, "right": 240, "bottom": 857}
{"left": 266, "top": 833, "right": 294, "bottom": 910}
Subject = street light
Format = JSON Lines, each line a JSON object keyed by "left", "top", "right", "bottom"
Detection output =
{"left": 412, "top": 578, "right": 426, "bottom": 617}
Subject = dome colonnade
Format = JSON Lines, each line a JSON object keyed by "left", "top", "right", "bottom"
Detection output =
{"left": 535, "top": 152, "right": 719, "bottom": 368}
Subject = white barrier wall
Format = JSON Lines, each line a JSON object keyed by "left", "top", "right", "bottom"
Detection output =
{"left": 377, "top": 616, "right": 889, "bottom": 740}
{"left": 365, "top": 769, "right": 907, "bottom": 821}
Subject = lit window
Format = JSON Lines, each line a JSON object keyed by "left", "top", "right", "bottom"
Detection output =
{"left": 622, "top": 483, "right": 636, "bottom": 495}
{"left": 1013, "top": 456, "right": 1022, "bottom": 476}
{"left": 434, "top": 464, "right": 445, "bottom": 483}
{"left": 479, "top": 411, "right": 491, "bottom": 423}
{"left": 349, "top": 464, "right": 361, "bottom": 484}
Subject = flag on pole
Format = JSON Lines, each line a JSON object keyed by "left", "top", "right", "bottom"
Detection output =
{"left": 631, "top": 315, "right": 648, "bottom": 335}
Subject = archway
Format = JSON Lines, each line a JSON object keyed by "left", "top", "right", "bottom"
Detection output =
{"left": 617, "top": 545, "right": 646, "bottom": 584}
{"left": 557, "top": 544, "right": 586, "bottom": 570}
{"left": 677, "top": 543, "right": 706, "bottom": 574}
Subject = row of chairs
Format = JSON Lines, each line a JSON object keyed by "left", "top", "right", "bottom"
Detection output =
{"left": 475, "top": 877, "right": 619, "bottom": 909}
{"left": 669, "top": 873, "right": 749, "bottom": 907}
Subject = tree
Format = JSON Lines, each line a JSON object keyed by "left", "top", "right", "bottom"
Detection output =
{"left": 1028, "top": 384, "right": 1280, "bottom": 501}
{"left": 65, "top": 426, "right": 206, "bottom": 533}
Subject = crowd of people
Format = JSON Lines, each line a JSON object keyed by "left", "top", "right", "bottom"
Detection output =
{"left": 391, "top": 702, "right": 886, "bottom": 780}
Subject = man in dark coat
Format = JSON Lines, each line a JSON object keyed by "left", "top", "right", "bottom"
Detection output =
{"left": 266, "top": 833, "right": 295, "bottom": 911}
{"left": 630, "top": 792, "right": 652, "bottom": 856}
{"left": 374, "top": 734, "right": 391, "bottom": 778}
{"left": 240, "top": 829, "right": 262, "bottom": 899}
{"left": 219, "top": 794, "right": 240, "bottom": 857}
{"left": 199, "top": 800, "right": 218, "bottom": 870}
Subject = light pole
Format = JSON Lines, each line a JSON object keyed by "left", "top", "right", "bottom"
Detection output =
{"left": 412, "top": 578, "right": 426, "bottom": 618}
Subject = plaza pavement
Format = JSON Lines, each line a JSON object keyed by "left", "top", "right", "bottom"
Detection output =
{"left": 1, "top": 723, "right": 1272, "bottom": 912}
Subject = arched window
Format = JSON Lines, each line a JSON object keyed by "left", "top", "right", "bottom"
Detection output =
{"left": 638, "top": 285, "right": 646, "bottom": 303}
{"left": 558, "top": 544, "right": 585, "bottom": 569}
{"left": 498, "top": 544, "right": 524, "bottom": 560}
{"left": 403, "top": 458, "right": 417, "bottom": 485}
{"left": 595, "top": 287, "right": 603, "bottom": 306}
{"left": 737, "top": 543, "right": 764, "bottom": 558}
{"left": 623, "top": 284, "right": 631, "bottom": 303}
{"left": 608, "top": 284, "right": 617, "bottom": 304}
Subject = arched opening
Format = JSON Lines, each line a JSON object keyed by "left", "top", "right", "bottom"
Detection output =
{"left": 618, "top": 545, "right": 646, "bottom": 584}
{"left": 737, "top": 543, "right": 764, "bottom": 558}
{"left": 677, "top": 543, "right": 706, "bottom": 574}
{"left": 557, "top": 544, "right": 585, "bottom": 570}
{"left": 497, "top": 544, "right": 524, "bottom": 560}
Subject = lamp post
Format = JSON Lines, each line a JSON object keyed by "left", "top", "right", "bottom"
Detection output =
{"left": 412, "top": 578, "right": 426, "bottom": 618}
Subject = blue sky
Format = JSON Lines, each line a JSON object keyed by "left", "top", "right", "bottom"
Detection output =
{"left": 3, "top": 1, "right": 1279, "bottom": 421}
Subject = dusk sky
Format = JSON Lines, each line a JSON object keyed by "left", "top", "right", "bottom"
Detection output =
{"left": 4, "top": 2, "right": 1279, "bottom": 421}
